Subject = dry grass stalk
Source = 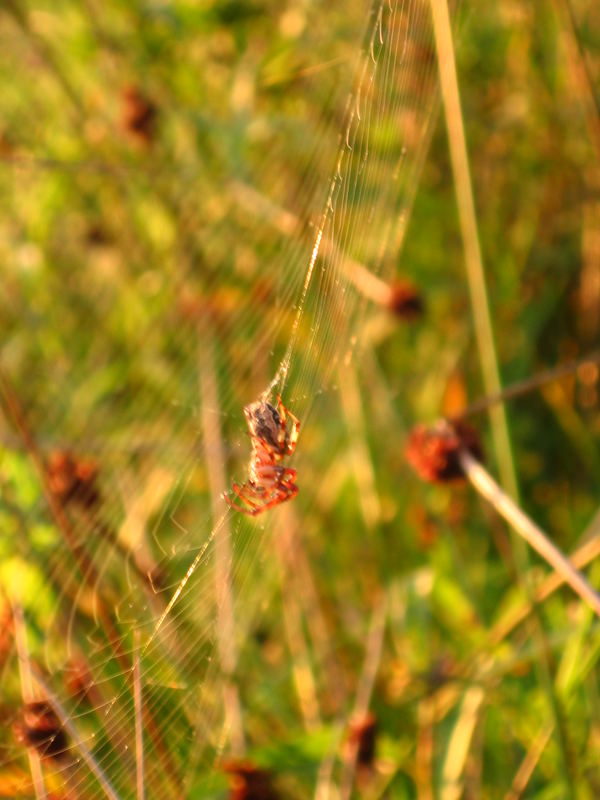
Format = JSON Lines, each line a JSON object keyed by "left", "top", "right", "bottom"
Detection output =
{"left": 274, "top": 508, "right": 322, "bottom": 732}
{"left": 278, "top": 559, "right": 321, "bottom": 731}
{"left": 199, "top": 333, "right": 246, "bottom": 756}
{"left": 278, "top": 503, "right": 347, "bottom": 712}
{"left": 459, "top": 449, "right": 600, "bottom": 619}
{"left": 416, "top": 698, "right": 434, "bottom": 800}
{"left": 452, "top": 351, "right": 600, "bottom": 422}
{"left": 430, "top": 0, "right": 518, "bottom": 501}
{"left": 0, "top": 371, "right": 181, "bottom": 793}
{"left": 491, "top": 531, "right": 600, "bottom": 646}
{"left": 430, "top": 2, "right": 579, "bottom": 779}
{"left": 440, "top": 687, "right": 485, "bottom": 800}
{"left": 30, "top": 667, "right": 120, "bottom": 800}
{"left": 503, "top": 722, "right": 554, "bottom": 800}
{"left": 231, "top": 179, "right": 419, "bottom": 316}
{"left": 133, "top": 631, "right": 145, "bottom": 800}
{"left": 10, "top": 599, "right": 48, "bottom": 800}
{"left": 338, "top": 364, "right": 381, "bottom": 530}
{"left": 338, "top": 594, "right": 387, "bottom": 800}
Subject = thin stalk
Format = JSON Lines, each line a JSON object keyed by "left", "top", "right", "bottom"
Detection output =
{"left": 10, "top": 599, "right": 48, "bottom": 800}
{"left": 459, "top": 449, "right": 600, "bottom": 619}
{"left": 553, "top": 0, "right": 600, "bottom": 161}
{"left": 133, "top": 632, "right": 145, "bottom": 800}
{"left": 503, "top": 723, "right": 554, "bottom": 800}
{"left": 0, "top": 370, "right": 181, "bottom": 795}
{"left": 490, "top": 531, "right": 600, "bottom": 646}
{"left": 430, "top": 0, "right": 518, "bottom": 501}
{"left": 440, "top": 686, "right": 485, "bottom": 800}
{"left": 278, "top": 504, "right": 347, "bottom": 712}
{"left": 416, "top": 698, "right": 434, "bottom": 800}
{"left": 199, "top": 334, "right": 245, "bottom": 756}
{"left": 230, "top": 179, "right": 397, "bottom": 310}
{"left": 339, "top": 593, "right": 387, "bottom": 800}
{"left": 430, "top": 0, "right": 575, "bottom": 785}
{"left": 30, "top": 666, "right": 121, "bottom": 800}
{"left": 338, "top": 364, "right": 381, "bottom": 530}
{"left": 452, "top": 350, "right": 600, "bottom": 422}
{"left": 274, "top": 515, "right": 322, "bottom": 731}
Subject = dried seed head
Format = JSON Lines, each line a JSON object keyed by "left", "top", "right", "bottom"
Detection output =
{"left": 347, "top": 712, "right": 378, "bottom": 769}
{"left": 14, "top": 701, "right": 68, "bottom": 761}
{"left": 121, "top": 85, "right": 157, "bottom": 146}
{"left": 221, "top": 760, "right": 279, "bottom": 800}
{"left": 47, "top": 450, "right": 100, "bottom": 510}
{"left": 387, "top": 280, "right": 423, "bottom": 319}
{"left": 405, "top": 421, "right": 483, "bottom": 483}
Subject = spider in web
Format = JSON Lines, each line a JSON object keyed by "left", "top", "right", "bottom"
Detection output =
{"left": 224, "top": 394, "right": 300, "bottom": 515}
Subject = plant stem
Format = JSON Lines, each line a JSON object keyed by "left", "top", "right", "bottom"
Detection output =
{"left": 459, "top": 449, "right": 600, "bottom": 619}
{"left": 430, "top": 0, "right": 518, "bottom": 501}
{"left": 10, "top": 599, "right": 48, "bottom": 800}
{"left": 133, "top": 631, "right": 145, "bottom": 800}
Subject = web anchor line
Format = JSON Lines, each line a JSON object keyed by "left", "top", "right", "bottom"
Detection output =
{"left": 265, "top": 3, "right": 389, "bottom": 403}
{"left": 142, "top": 513, "right": 228, "bottom": 656}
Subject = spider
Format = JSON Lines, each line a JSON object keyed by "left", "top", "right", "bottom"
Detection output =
{"left": 224, "top": 394, "right": 300, "bottom": 516}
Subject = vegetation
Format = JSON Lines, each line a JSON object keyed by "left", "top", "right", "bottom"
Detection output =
{"left": 0, "top": 0, "right": 600, "bottom": 797}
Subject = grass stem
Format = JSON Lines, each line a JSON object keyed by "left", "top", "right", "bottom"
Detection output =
{"left": 459, "top": 449, "right": 600, "bottom": 619}
{"left": 31, "top": 666, "right": 121, "bottom": 800}
{"left": 199, "top": 334, "right": 246, "bottom": 756}
{"left": 133, "top": 631, "right": 145, "bottom": 800}
{"left": 10, "top": 599, "right": 48, "bottom": 800}
{"left": 430, "top": 0, "right": 517, "bottom": 501}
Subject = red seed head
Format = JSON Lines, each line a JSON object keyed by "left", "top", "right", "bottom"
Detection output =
{"left": 405, "top": 421, "right": 483, "bottom": 483}
{"left": 121, "top": 85, "right": 158, "bottom": 146}
{"left": 47, "top": 450, "right": 100, "bottom": 509}
{"left": 387, "top": 280, "right": 424, "bottom": 319}
{"left": 14, "top": 701, "right": 68, "bottom": 761}
{"left": 221, "top": 760, "right": 279, "bottom": 800}
{"left": 347, "top": 712, "right": 378, "bottom": 768}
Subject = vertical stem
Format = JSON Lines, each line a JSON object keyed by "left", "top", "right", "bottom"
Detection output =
{"left": 459, "top": 449, "right": 600, "bottom": 619}
{"left": 339, "top": 594, "right": 387, "bottom": 800}
{"left": 278, "top": 504, "right": 347, "bottom": 711}
{"left": 277, "top": 539, "right": 322, "bottom": 731}
{"left": 430, "top": 0, "right": 518, "bottom": 501}
{"left": 338, "top": 365, "right": 381, "bottom": 531}
{"left": 429, "top": 1, "right": 575, "bottom": 788}
{"left": 504, "top": 723, "right": 554, "bottom": 800}
{"left": 133, "top": 631, "right": 145, "bottom": 800}
{"left": 31, "top": 667, "right": 121, "bottom": 800}
{"left": 198, "top": 333, "right": 245, "bottom": 756}
{"left": 0, "top": 371, "right": 181, "bottom": 795}
{"left": 10, "top": 599, "right": 48, "bottom": 800}
{"left": 440, "top": 687, "right": 485, "bottom": 800}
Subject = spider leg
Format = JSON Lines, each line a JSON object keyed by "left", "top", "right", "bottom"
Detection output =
{"left": 277, "top": 394, "right": 300, "bottom": 455}
{"left": 255, "top": 464, "right": 296, "bottom": 481}
{"left": 224, "top": 482, "right": 263, "bottom": 515}
{"left": 250, "top": 482, "right": 298, "bottom": 514}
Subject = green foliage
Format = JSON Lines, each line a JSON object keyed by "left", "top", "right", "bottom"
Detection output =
{"left": 1, "top": 0, "right": 600, "bottom": 798}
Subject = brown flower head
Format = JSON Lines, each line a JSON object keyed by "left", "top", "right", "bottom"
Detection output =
{"left": 47, "top": 450, "right": 100, "bottom": 510}
{"left": 221, "top": 760, "right": 279, "bottom": 800}
{"left": 121, "top": 85, "right": 158, "bottom": 146}
{"left": 405, "top": 420, "right": 483, "bottom": 483}
{"left": 387, "top": 280, "right": 423, "bottom": 320}
{"left": 347, "top": 712, "right": 378, "bottom": 769}
{"left": 14, "top": 701, "right": 68, "bottom": 761}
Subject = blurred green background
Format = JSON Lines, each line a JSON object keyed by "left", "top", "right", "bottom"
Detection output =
{"left": 1, "top": 0, "right": 600, "bottom": 798}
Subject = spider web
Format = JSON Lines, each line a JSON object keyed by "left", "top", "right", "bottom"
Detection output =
{"left": 0, "top": 0, "right": 455, "bottom": 797}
